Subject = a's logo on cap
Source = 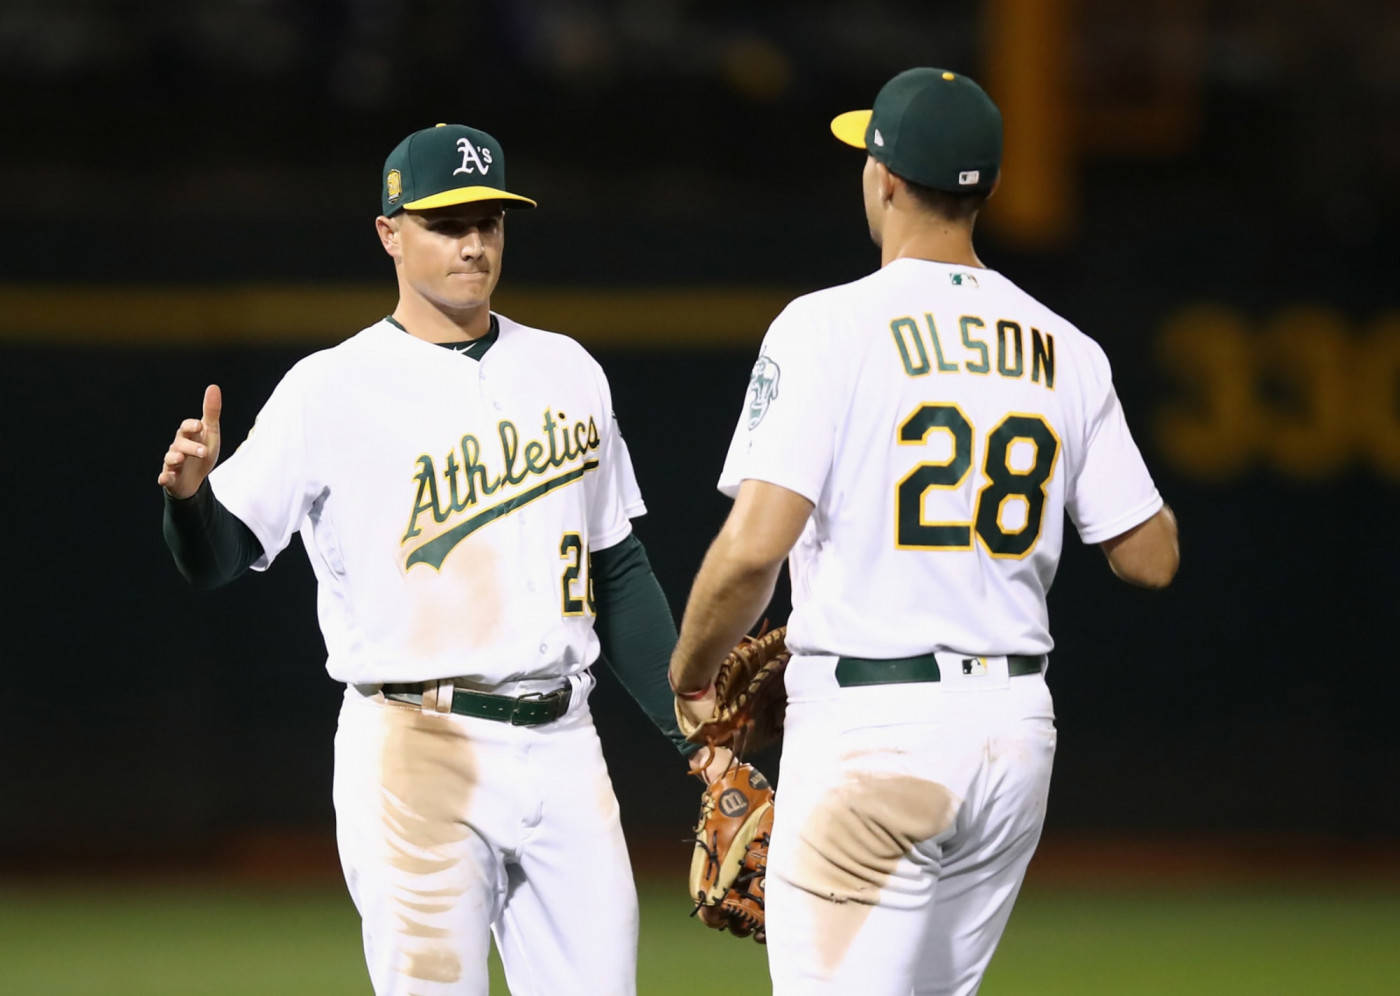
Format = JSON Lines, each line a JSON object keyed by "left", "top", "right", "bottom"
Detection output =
{"left": 386, "top": 169, "right": 402, "bottom": 203}
{"left": 958, "top": 170, "right": 981, "bottom": 186}
{"left": 873, "top": 128, "right": 885, "bottom": 147}
{"left": 454, "top": 137, "right": 493, "bottom": 176}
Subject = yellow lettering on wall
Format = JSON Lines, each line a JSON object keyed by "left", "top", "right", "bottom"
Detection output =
{"left": 1153, "top": 305, "right": 1400, "bottom": 482}
{"left": 1153, "top": 306, "right": 1258, "bottom": 480}
{"left": 1260, "top": 308, "right": 1352, "bottom": 479}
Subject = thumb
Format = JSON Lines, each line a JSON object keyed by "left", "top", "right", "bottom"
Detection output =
{"left": 202, "top": 384, "right": 222, "bottom": 431}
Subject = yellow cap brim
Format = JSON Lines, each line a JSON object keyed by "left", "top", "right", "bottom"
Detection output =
{"left": 830, "top": 109, "right": 872, "bottom": 149}
{"left": 403, "top": 186, "right": 538, "bottom": 210}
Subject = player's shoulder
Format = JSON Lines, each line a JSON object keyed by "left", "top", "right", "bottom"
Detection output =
{"left": 985, "top": 271, "right": 1088, "bottom": 335}
{"left": 492, "top": 313, "right": 608, "bottom": 372}
{"left": 493, "top": 313, "right": 591, "bottom": 352}
{"left": 276, "top": 319, "right": 397, "bottom": 381}
{"left": 777, "top": 270, "right": 883, "bottom": 316}
{"left": 981, "top": 270, "right": 1113, "bottom": 374}
{"left": 760, "top": 272, "right": 887, "bottom": 349}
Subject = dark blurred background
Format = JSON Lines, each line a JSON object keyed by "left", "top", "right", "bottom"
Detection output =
{"left": 2, "top": 0, "right": 1398, "bottom": 875}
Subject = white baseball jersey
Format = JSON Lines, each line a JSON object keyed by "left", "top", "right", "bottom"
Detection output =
{"left": 210, "top": 314, "right": 645, "bottom": 685}
{"left": 718, "top": 257, "right": 1162, "bottom": 658}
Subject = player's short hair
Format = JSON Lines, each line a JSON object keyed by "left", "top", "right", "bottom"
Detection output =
{"left": 902, "top": 177, "right": 987, "bottom": 223}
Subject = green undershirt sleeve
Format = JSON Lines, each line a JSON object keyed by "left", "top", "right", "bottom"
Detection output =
{"left": 591, "top": 532, "right": 694, "bottom": 756}
{"left": 162, "top": 479, "right": 265, "bottom": 590}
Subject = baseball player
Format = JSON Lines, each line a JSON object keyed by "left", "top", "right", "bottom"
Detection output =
{"left": 669, "top": 68, "right": 1179, "bottom": 994}
{"left": 157, "top": 122, "right": 714, "bottom": 995}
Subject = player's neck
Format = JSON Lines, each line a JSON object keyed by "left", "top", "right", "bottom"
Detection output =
{"left": 879, "top": 217, "right": 984, "bottom": 269}
{"left": 391, "top": 295, "right": 493, "bottom": 343}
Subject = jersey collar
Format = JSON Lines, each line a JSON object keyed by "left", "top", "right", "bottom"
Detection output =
{"left": 385, "top": 313, "right": 499, "bottom": 361}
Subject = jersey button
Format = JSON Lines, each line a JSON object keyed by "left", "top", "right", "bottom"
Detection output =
{"left": 538, "top": 643, "right": 548, "bottom": 655}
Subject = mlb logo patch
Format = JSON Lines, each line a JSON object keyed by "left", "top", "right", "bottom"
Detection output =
{"left": 961, "top": 657, "right": 988, "bottom": 676}
{"left": 958, "top": 170, "right": 980, "bottom": 185}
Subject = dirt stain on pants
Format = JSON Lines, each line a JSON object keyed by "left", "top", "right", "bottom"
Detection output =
{"left": 379, "top": 702, "right": 480, "bottom": 986}
{"left": 786, "top": 772, "right": 956, "bottom": 976}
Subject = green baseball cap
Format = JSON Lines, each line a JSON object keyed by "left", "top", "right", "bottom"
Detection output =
{"left": 381, "top": 123, "right": 537, "bottom": 216}
{"left": 830, "top": 68, "right": 1002, "bottom": 194}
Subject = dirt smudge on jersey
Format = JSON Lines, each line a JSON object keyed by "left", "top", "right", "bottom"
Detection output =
{"left": 402, "top": 535, "right": 503, "bottom": 658}
{"left": 380, "top": 701, "right": 480, "bottom": 984}
{"left": 788, "top": 772, "right": 955, "bottom": 976}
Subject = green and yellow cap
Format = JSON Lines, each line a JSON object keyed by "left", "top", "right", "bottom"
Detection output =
{"left": 381, "top": 123, "right": 537, "bottom": 216}
{"left": 830, "top": 68, "right": 1002, "bottom": 194}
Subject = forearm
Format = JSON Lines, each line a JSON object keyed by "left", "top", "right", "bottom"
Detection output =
{"left": 591, "top": 533, "right": 692, "bottom": 754}
{"left": 162, "top": 479, "right": 263, "bottom": 589}
{"left": 1102, "top": 504, "right": 1180, "bottom": 589}
{"left": 669, "top": 531, "right": 783, "bottom": 693}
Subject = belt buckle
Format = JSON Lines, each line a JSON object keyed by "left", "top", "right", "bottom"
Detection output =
{"left": 509, "top": 683, "right": 570, "bottom": 725}
{"left": 509, "top": 690, "right": 544, "bottom": 726}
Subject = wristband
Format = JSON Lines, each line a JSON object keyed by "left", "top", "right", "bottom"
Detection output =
{"left": 669, "top": 671, "right": 712, "bottom": 700}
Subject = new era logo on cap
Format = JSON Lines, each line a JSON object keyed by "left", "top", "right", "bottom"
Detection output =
{"left": 873, "top": 128, "right": 885, "bottom": 147}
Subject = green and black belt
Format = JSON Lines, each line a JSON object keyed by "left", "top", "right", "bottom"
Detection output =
{"left": 382, "top": 681, "right": 572, "bottom": 726}
{"left": 834, "top": 653, "right": 1046, "bottom": 688}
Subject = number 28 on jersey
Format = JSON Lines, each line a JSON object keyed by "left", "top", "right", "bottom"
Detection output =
{"left": 890, "top": 313, "right": 1060, "bottom": 560}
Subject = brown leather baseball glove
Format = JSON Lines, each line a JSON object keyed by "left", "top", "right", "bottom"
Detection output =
{"left": 689, "top": 762, "right": 774, "bottom": 943}
{"left": 674, "top": 625, "right": 790, "bottom": 757}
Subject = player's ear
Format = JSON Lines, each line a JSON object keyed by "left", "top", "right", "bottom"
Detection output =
{"left": 872, "top": 159, "right": 897, "bottom": 206}
{"left": 375, "top": 214, "right": 402, "bottom": 261}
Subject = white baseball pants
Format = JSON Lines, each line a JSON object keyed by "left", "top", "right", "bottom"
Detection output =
{"left": 765, "top": 653, "right": 1057, "bottom": 995}
{"left": 332, "top": 674, "right": 637, "bottom": 995}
